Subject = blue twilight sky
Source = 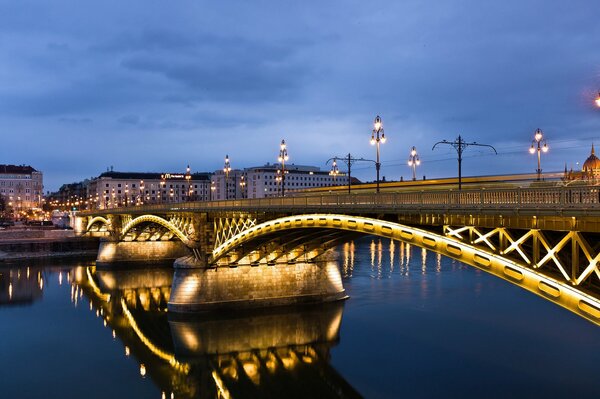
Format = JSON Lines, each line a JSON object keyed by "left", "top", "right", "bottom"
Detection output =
{"left": 1, "top": 0, "right": 600, "bottom": 191}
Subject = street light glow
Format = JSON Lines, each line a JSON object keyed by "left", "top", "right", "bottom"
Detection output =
{"left": 595, "top": 92, "right": 600, "bottom": 107}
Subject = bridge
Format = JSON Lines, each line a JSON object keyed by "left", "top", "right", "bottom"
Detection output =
{"left": 77, "top": 185, "right": 600, "bottom": 324}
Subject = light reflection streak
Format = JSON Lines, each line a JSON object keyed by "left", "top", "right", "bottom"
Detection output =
{"left": 421, "top": 248, "right": 427, "bottom": 275}
{"left": 389, "top": 239, "right": 395, "bottom": 274}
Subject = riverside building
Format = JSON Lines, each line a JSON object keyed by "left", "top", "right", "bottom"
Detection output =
{"left": 245, "top": 163, "right": 349, "bottom": 199}
{"left": 87, "top": 168, "right": 211, "bottom": 209}
{"left": 0, "top": 164, "right": 44, "bottom": 212}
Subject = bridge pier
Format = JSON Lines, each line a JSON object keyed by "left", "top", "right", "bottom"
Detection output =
{"left": 168, "top": 260, "right": 346, "bottom": 312}
{"left": 96, "top": 239, "right": 190, "bottom": 268}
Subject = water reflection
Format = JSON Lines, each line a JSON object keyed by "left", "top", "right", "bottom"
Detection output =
{"left": 0, "top": 266, "right": 43, "bottom": 305}
{"left": 360, "top": 239, "right": 441, "bottom": 280}
{"left": 71, "top": 265, "right": 361, "bottom": 399}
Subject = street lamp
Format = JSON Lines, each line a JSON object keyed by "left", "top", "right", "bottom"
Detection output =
{"left": 223, "top": 155, "right": 231, "bottom": 200}
{"left": 185, "top": 165, "right": 192, "bottom": 201}
{"left": 124, "top": 184, "right": 129, "bottom": 207}
{"left": 529, "top": 128, "right": 549, "bottom": 181}
{"left": 239, "top": 174, "right": 246, "bottom": 199}
{"left": 595, "top": 92, "right": 600, "bottom": 108}
{"left": 407, "top": 146, "right": 421, "bottom": 181}
{"left": 277, "top": 140, "right": 289, "bottom": 197}
{"left": 210, "top": 181, "right": 216, "bottom": 201}
{"left": 329, "top": 158, "right": 340, "bottom": 180}
{"left": 139, "top": 180, "right": 144, "bottom": 205}
{"left": 370, "top": 115, "right": 386, "bottom": 193}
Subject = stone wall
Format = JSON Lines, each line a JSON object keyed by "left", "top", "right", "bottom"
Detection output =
{"left": 96, "top": 240, "right": 190, "bottom": 267}
{"left": 169, "top": 260, "right": 346, "bottom": 312}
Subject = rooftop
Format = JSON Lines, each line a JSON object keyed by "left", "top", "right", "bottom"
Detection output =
{"left": 0, "top": 164, "right": 38, "bottom": 174}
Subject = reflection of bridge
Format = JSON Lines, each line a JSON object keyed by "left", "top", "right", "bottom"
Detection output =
{"left": 78, "top": 186, "right": 600, "bottom": 324}
{"left": 74, "top": 266, "right": 361, "bottom": 398}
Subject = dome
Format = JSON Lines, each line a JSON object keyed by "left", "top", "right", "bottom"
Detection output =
{"left": 582, "top": 144, "right": 600, "bottom": 171}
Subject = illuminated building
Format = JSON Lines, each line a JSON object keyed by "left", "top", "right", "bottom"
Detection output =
{"left": 87, "top": 169, "right": 212, "bottom": 209}
{"left": 563, "top": 144, "right": 600, "bottom": 182}
{"left": 0, "top": 164, "right": 44, "bottom": 213}
{"left": 245, "top": 163, "right": 349, "bottom": 198}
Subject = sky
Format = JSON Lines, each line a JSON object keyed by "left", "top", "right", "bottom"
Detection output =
{"left": 1, "top": 0, "right": 600, "bottom": 192}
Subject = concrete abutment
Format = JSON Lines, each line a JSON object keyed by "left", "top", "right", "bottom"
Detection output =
{"left": 96, "top": 240, "right": 191, "bottom": 267}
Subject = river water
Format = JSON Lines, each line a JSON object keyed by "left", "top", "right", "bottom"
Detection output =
{"left": 1, "top": 237, "right": 599, "bottom": 398}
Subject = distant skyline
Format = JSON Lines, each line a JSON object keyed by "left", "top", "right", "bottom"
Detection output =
{"left": 1, "top": 1, "right": 600, "bottom": 191}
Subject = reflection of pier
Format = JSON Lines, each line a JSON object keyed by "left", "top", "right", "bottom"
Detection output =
{"left": 74, "top": 266, "right": 361, "bottom": 398}
{"left": 0, "top": 267, "right": 43, "bottom": 305}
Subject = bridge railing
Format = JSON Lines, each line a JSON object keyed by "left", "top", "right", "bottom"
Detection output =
{"left": 79, "top": 185, "right": 600, "bottom": 215}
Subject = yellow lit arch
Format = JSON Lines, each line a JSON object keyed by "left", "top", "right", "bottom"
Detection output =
{"left": 120, "top": 215, "right": 190, "bottom": 245}
{"left": 86, "top": 216, "right": 110, "bottom": 231}
{"left": 212, "top": 213, "right": 600, "bottom": 326}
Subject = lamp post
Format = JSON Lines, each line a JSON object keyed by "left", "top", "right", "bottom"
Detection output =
{"left": 124, "top": 184, "right": 129, "bottom": 207}
{"left": 433, "top": 135, "right": 497, "bottom": 190}
{"left": 595, "top": 92, "right": 600, "bottom": 108}
{"left": 210, "top": 181, "right": 216, "bottom": 201}
{"left": 326, "top": 154, "right": 376, "bottom": 194}
{"left": 329, "top": 158, "right": 340, "bottom": 180}
{"left": 277, "top": 140, "right": 289, "bottom": 197}
{"left": 529, "top": 128, "right": 549, "bottom": 181}
{"left": 223, "top": 155, "right": 231, "bottom": 200}
{"left": 407, "top": 146, "right": 421, "bottom": 181}
{"left": 185, "top": 165, "right": 192, "bottom": 201}
{"left": 370, "top": 115, "right": 386, "bottom": 193}
{"left": 240, "top": 174, "right": 246, "bottom": 199}
{"left": 139, "top": 180, "right": 144, "bottom": 205}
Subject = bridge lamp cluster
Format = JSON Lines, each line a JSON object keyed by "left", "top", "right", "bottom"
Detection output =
{"left": 370, "top": 115, "right": 386, "bottom": 193}
{"left": 529, "top": 128, "right": 549, "bottom": 181}
{"left": 407, "top": 146, "right": 421, "bottom": 181}
{"left": 329, "top": 158, "right": 340, "bottom": 180}
{"left": 223, "top": 155, "right": 232, "bottom": 200}
{"left": 277, "top": 139, "right": 289, "bottom": 197}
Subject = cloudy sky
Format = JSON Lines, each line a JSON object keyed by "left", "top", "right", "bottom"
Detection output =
{"left": 1, "top": 1, "right": 600, "bottom": 191}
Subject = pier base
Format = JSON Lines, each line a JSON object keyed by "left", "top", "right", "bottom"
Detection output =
{"left": 168, "top": 260, "right": 346, "bottom": 312}
{"left": 96, "top": 240, "right": 190, "bottom": 267}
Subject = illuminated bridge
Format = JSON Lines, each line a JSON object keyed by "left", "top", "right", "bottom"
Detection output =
{"left": 77, "top": 185, "right": 600, "bottom": 324}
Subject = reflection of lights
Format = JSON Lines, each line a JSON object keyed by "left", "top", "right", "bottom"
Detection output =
{"left": 370, "top": 240, "right": 375, "bottom": 269}
{"left": 112, "top": 330, "right": 116, "bottom": 339}
{"left": 421, "top": 248, "right": 427, "bottom": 274}
{"left": 389, "top": 239, "right": 395, "bottom": 273}
{"left": 139, "top": 364, "right": 146, "bottom": 377}
{"left": 8, "top": 283, "right": 12, "bottom": 300}
{"left": 26, "top": 267, "right": 30, "bottom": 279}
{"left": 125, "top": 346, "right": 130, "bottom": 356}
{"left": 39, "top": 278, "right": 44, "bottom": 290}
{"left": 437, "top": 253, "right": 442, "bottom": 273}
{"left": 59, "top": 272, "right": 63, "bottom": 285}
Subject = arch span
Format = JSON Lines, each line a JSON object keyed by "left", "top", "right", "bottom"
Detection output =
{"left": 212, "top": 213, "right": 600, "bottom": 326}
{"left": 86, "top": 216, "right": 109, "bottom": 232}
{"left": 120, "top": 215, "right": 190, "bottom": 245}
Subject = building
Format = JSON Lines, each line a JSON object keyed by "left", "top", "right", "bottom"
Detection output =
{"left": 46, "top": 181, "right": 89, "bottom": 211}
{"left": 87, "top": 168, "right": 212, "bottom": 209}
{"left": 245, "top": 163, "right": 349, "bottom": 199}
{"left": 563, "top": 144, "right": 600, "bottom": 183}
{"left": 210, "top": 169, "right": 245, "bottom": 200}
{"left": 0, "top": 165, "right": 44, "bottom": 214}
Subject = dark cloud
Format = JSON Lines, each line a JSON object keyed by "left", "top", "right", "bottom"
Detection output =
{"left": 0, "top": 0, "right": 599, "bottom": 191}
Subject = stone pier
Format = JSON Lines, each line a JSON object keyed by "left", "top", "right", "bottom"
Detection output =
{"left": 168, "top": 260, "right": 347, "bottom": 312}
{"left": 96, "top": 240, "right": 190, "bottom": 267}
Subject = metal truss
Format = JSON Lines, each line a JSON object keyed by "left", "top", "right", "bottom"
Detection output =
{"left": 214, "top": 217, "right": 257, "bottom": 248}
{"left": 444, "top": 225, "right": 600, "bottom": 287}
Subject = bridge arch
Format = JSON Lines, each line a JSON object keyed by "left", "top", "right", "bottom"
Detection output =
{"left": 86, "top": 216, "right": 109, "bottom": 231}
{"left": 212, "top": 213, "right": 600, "bottom": 325}
{"left": 120, "top": 215, "right": 190, "bottom": 245}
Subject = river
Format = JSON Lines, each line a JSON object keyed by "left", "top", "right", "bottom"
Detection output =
{"left": 1, "top": 237, "right": 599, "bottom": 398}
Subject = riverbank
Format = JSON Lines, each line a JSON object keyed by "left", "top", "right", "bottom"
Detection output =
{"left": 0, "top": 229, "right": 99, "bottom": 262}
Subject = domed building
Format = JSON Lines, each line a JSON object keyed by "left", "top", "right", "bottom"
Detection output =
{"left": 564, "top": 144, "right": 600, "bottom": 182}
